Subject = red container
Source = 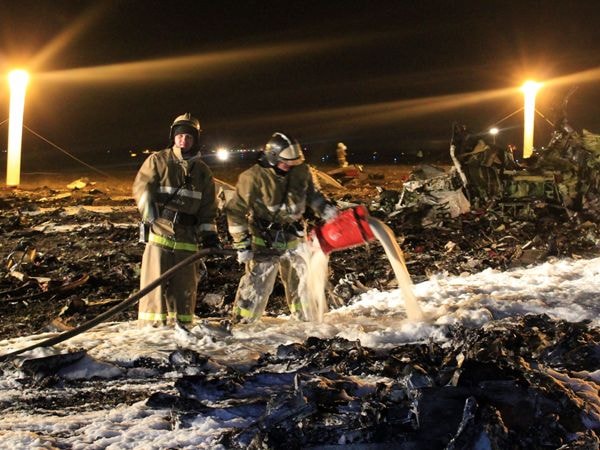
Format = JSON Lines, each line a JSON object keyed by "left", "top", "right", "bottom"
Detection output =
{"left": 312, "top": 205, "right": 375, "bottom": 254}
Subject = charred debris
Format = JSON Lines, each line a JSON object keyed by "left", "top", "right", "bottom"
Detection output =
{"left": 325, "top": 107, "right": 600, "bottom": 302}
{"left": 3, "top": 314, "right": 598, "bottom": 448}
{"left": 152, "top": 315, "right": 600, "bottom": 448}
{"left": 0, "top": 109, "right": 600, "bottom": 447}
{"left": 1, "top": 106, "right": 600, "bottom": 333}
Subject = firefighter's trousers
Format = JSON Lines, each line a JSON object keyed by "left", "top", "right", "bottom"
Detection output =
{"left": 138, "top": 243, "right": 199, "bottom": 326}
{"left": 232, "top": 249, "right": 307, "bottom": 323}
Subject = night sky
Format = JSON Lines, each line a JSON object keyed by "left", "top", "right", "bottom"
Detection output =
{"left": 1, "top": 0, "right": 600, "bottom": 169}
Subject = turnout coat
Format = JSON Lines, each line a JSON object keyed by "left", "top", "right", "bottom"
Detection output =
{"left": 133, "top": 147, "right": 217, "bottom": 325}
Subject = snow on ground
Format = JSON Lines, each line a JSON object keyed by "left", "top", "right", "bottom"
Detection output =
{"left": 0, "top": 256, "right": 599, "bottom": 449}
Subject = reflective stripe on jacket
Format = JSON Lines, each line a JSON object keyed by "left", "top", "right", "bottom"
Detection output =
{"left": 133, "top": 147, "right": 217, "bottom": 246}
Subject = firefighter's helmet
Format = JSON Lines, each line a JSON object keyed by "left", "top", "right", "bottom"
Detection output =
{"left": 169, "top": 113, "right": 201, "bottom": 143}
{"left": 263, "top": 132, "right": 304, "bottom": 166}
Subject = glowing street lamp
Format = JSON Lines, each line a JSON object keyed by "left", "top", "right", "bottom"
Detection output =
{"left": 6, "top": 69, "right": 30, "bottom": 186}
{"left": 521, "top": 80, "right": 542, "bottom": 159}
{"left": 489, "top": 127, "right": 499, "bottom": 144}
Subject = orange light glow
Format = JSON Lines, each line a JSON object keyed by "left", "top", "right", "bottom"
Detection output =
{"left": 521, "top": 80, "right": 542, "bottom": 159}
{"left": 6, "top": 69, "right": 30, "bottom": 187}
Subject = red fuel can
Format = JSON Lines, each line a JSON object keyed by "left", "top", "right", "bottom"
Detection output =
{"left": 311, "top": 205, "right": 375, "bottom": 254}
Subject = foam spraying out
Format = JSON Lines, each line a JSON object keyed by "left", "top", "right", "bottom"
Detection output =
{"left": 303, "top": 208, "right": 424, "bottom": 323}
{"left": 299, "top": 239, "right": 330, "bottom": 323}
{"left": 367, "top": 217, "right": 424, "bottom": 321}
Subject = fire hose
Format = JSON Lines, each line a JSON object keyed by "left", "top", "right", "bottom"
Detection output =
{"left": 0, "top": 248, "right": 237, "bottom": 363}
{"left": 0, "top": 205, "right": 377, "bottom": 363}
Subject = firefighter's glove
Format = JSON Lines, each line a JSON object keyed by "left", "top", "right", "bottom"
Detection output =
{"left": 322, "top": 204, "right": 339, "bottom": 222}
{"left": 237, "top": 250, "right": 254, "bottom": 264}
{"left": 200, "top": 232, "right": 221, "bottom": 249}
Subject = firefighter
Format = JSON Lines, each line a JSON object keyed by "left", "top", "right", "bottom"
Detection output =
{"left": 133, "top": 113, "right": 219, "bottom": 327}
{"left": 336, "top": 142, "right": 349, "bottom": 168}
{"left": 225, "top": 132, "right": 337, "bottom": 323}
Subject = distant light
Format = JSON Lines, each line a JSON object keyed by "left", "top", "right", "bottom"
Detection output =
{"left": 6, "top": 69, "right": 30, "bottom": 187}
{"left": 489, "top": 127, "right": 499, "bottom": 144}
{"left": 216, "top": 147, "right": 229, "bottom": 161}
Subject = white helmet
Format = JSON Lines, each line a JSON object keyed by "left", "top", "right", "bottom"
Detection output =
{"left": 263, "top": 132, "right": 304, "bottom": 166}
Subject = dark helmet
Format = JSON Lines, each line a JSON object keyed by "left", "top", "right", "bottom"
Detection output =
{"left": 169, "top": 113, "right": 201, "bottom": 144}
{"left": 263, "top": 132, "right": 304, "bottom": 166}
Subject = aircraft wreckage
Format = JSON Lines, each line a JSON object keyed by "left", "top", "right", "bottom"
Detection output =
{"left": 0, "top": 96, "right": 599, "bottom": 448}
{"left": 388, "top": 102, "right": 600, "bottom": 226}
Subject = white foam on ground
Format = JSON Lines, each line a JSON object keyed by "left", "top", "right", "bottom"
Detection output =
{"left": 1, "top": 256, "right": 599, "bottom": 447}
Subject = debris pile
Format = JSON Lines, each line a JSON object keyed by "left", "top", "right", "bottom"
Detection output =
{"left": 0, "top": 137, "right": 599, "bottom": 446}
{"left": 0, "top": 183, "right": 142, "bottom": 336}
{"left": 4, "top": 314, "right": 598, "bottom": 448}
{"left": 3, "top": 136, "right": 600, "bottom": 336}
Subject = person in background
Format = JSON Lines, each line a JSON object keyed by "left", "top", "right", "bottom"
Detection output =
{"left": 336, "top": 142, "right": 349, "bottom": 168}
{"left": 133, "top": 113, "right": 219, "bottom": 327}
{"left": 225, "top": 132, "right": 337, "bottom": 323}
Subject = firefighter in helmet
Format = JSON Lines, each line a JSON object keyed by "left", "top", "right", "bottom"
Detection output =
{"left": 225, "top": 132, "right": 338, "bottom": 323}
{"left": 133, "top": 113, "right": 219, "bottom": 327}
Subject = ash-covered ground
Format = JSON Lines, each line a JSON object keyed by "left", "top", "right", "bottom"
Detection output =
{"left": 1, "top": 164, "right": 598, "bottom": 338}
{"left": 0, "top": 165, "right": 598, "bottom": 449}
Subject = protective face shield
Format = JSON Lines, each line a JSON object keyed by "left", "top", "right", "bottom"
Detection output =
{"left": 169, "top": 113, "right": 201, "bottom": 146}
{"left": 263, "top": 132, "right": 305, "bottom": 167}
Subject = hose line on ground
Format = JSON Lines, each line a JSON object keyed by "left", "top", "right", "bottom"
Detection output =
{"left": 0, "top": 248, "right": 237, "bottom": 363}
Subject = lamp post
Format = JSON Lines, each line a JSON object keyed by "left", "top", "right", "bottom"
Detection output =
{"left": 489, "top": 127, "right": 499, "bottom": 144}
{"left": 521, "top": 80, "right": 542, "bottom": 159}
{"left": 6, "top": 69, "right": 30, "bottom": 186}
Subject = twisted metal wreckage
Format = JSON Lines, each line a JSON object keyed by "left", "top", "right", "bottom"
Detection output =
{"left": 394, "top": 96, "right": 600, "bottom": 225}
{"left": 1, "top": 100, "right": 600, "bottom": 448}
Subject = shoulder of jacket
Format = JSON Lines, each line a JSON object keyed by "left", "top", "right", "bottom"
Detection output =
{"left": 241, "top": 164, "right": 262, "bottom": 178}
{"left": 150, "top": 148, "right": 171, "bottom": 161}
{"left": 235, "top": 165, "right": 264, "bottom": 188}
{"left": 139, "top": 150, "right": 161, "bottom": 168}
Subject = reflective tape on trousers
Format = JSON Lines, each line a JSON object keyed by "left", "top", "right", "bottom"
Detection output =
{"left": 149, "top": 232, "right": 198, "bottom": 252}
